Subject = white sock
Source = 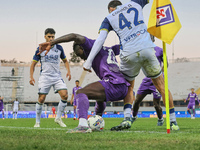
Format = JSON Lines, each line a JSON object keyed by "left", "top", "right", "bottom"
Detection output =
{"left": 15, "top": 113, "right": 17, "bottom": 119}
{"left": 170, "top": 112, "right": 176, "bottom": 122}
{"left": 36, "top": 103, "right": 43, "bottom": 123}
{"left": 124, "top": 108, "right": 131, "bottom": 118}
{"left": 78, "top": 118, "right": 88, "bottom": 127}
{"left": 56, "top": 100, "right": 67, "bottom": 119}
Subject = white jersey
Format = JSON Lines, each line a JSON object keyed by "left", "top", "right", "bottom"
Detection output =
{"left": 13, "top": 101, "right": 19, "bottom": 110}
{"left": 99, "top": 0, "right": 155, "bottom": 56}
{"left": 33, "top": 44, "right": 66, "bottom": 80}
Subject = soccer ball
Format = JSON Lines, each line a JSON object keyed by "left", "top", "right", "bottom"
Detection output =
{"left": 88, "top": 115, "right": 105, "bottom": 131}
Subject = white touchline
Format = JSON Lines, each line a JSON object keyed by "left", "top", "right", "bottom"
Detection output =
{"left": 0, "top": 126, "right": 187, "bottom": 134}
{"left": 0, "top": 126, "right": 68, "bottom": 131}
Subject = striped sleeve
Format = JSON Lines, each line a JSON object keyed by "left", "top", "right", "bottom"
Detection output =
{"left": 33, "top": 47, "right": 40, "bottom": 62}
{"left": 131, "top": 0, "right": 149, "bottom": 8}
{"left": 99, "top": 17, "right": 113, "bottom": 33}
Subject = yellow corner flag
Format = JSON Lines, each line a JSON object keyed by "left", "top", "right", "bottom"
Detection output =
{"left": 147, "top": 0, "right": 181, "bottom": 134}
{"left": 147, "top": 0, "right": 181, "bottom": 44}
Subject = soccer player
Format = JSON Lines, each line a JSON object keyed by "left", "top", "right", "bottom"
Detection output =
{"left": 70, "top": 80, "right": 82, "bottom": 120}
{"left": 30, "top": 28, "right": 71, "bottom": 128}
{"left": 12, "top": 98, "right": 20, "bottom": 119}
{"left": 184, "top": 88, "right": 200, "bottom": 119}
{"left": 0, "top": 96, "right": 5, "bottom": 120}
{"left": 39, "top": 33, "right": 130, "bottom": 133}
{"left": 52, "top": 106, "right": 56, "bottom": 118}
{"left": 83, "top": 0, "right": 179, "bottom": 130}
{"left": 132, "top": 45, "right": 164, "bottom": 126}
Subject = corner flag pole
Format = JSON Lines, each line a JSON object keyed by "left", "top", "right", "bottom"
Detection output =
{"left": 163, "top": 41, "right": 170, "bottom": 134}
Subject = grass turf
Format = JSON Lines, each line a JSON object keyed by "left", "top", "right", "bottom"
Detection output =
{"left": 0, "top": 118, "right": 200, "bottom": 150}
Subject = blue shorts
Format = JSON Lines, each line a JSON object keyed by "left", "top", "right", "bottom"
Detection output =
{"left": 99, "top": 80, "right": 128, "bottom": 102}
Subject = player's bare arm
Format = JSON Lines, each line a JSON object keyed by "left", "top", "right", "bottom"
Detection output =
{"left": 29, "top": 61, "right": 37, "bottom": 86}
{"left": 38, "top": 33, "right": 86, "bottom": 55}
{"left": 62, "top": 58, "right": 71, "bottom": 81}
{"left": 70, "top": 94, "right": 74, "bottom": 105}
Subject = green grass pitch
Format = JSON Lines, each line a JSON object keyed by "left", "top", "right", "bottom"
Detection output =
{"left": 0, "top": 118, "right": 200, "bottom": 150}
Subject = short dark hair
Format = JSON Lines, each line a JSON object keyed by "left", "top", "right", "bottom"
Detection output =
{"left": 45, "top": 28, "right": 56, "bottom": 35}
{"left": 75, "top": 80, "right": 79, "bottom": 83}
{"left": 108, "top": 0, "right": 122, "bottom": 10}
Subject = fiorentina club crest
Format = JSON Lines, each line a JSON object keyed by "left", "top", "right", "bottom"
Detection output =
{"left": 156, "top": 4, "right": 175, "bottom": 27}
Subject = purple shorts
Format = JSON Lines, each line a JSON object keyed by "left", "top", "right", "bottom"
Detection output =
{"left": 187, "top": 103, "right": 195, "bottom": 109}
{"left": 137, "top": 81, "right": 161, "bottom": 99}
{"left": 99, "top": 80, "right": 128, "bottom": 102}
{"left": 137, "top": 89, "right": 161, "bottom": 99}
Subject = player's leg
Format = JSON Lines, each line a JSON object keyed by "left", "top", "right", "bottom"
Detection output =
{"left": 123, "top": 80, "right": 135, "bottom": 118}
{"left": 2, "top": 109, "right": 4, "bottom": 119}
{"left": 192, "top": 105, "right": 195, "bottom": 119}
{"left": 187, "top": 107, "right": 191, "bottom": 115}
{"left": 54, "top": 89, "right": 68, "bottom": 127}
{"left": 34, "top": 94, "right": 46, "bottom": 127}
{"left": 110, "top": 80, "right": 135, "bottom": 131}
{"left": 152, "top": 90, "right": 164, "bottom": 126}
{"left": 187, "top": 104, "right": 192, "bottom": 119}
{"left": 153, "top": 98, "right": 164, "bottom": 126}
{"left": 12, "top": 111, "right": 14, "bottom": 119}
{"left": 132, "top": 94, "right": 147, "bottom": 119}
{"left": 54, "top": 79, "right": 68, "bottom": 127}
{"left": 151, "top": 75, "right": 179, "bottom": 130}
{"left": 73, "top": 102, "right": 77, "bottom": 120}
{"left": 153, "top": 98, "right": 163, "bottom": 119}
{"left": 141, "top": 48, "right": 179, "bottom": 130}
{"left": 15, "top": 110, "right": 18, "bottom": 119}
{"left": 67, "top": 81, "right": 105, "bottom": 133}
{"left": 34, "top": 77, "right": 51, "bottom": 127}
{"left": 13, "top": 110, "right": 16, "bottom": 119}
{"left": 95, "top": 101, "right": 106, "bottom": 116}
{"left": 116, "top": 51, "right": 143, "bottom": 130}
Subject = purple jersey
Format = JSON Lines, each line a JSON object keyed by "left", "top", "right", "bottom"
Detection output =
{"left": 186, "top": 93, "right": 199, "bottom": 104}
{"left": 0, "top": 99, "right": 4, "bottom": 110}
{"left": 80, "top": 37, "right": 130, "bottom": 86}
{"left": 73, "top": 86, "right": 82, "bottom": 100}
{"left": 138, "top": 46, "right": 163, "bottom": 90}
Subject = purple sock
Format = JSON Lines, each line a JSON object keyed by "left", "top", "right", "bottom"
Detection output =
{"left": 76, "top": 93, "right": 89, "bottom": 120}
{"left": 74, "top": 108, "right": 76, "bottom": 117}
{"left": 192, "top": 109, "right": 195, "bottom": 116}
{"left": 95, "top": 101, "right": 106, "bottom": 116}
{"left": 187, "top": 110, "right": 191, "bottom": 115}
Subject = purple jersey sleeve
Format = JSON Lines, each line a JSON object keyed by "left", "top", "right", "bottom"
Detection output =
{"left": 57, "top": 45, "right": 66, "bottom": 60}
{"left": 33, "top": 47, "right": 40, "bottom": 62}
{"left": 131, "top": 0, "right": 149, "bottom": 8}
{"left": 99, "top": 17, "right": 113, "bottom": 33}
{"left": 110, "top": 45, "right": 120, "bottom": 56}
